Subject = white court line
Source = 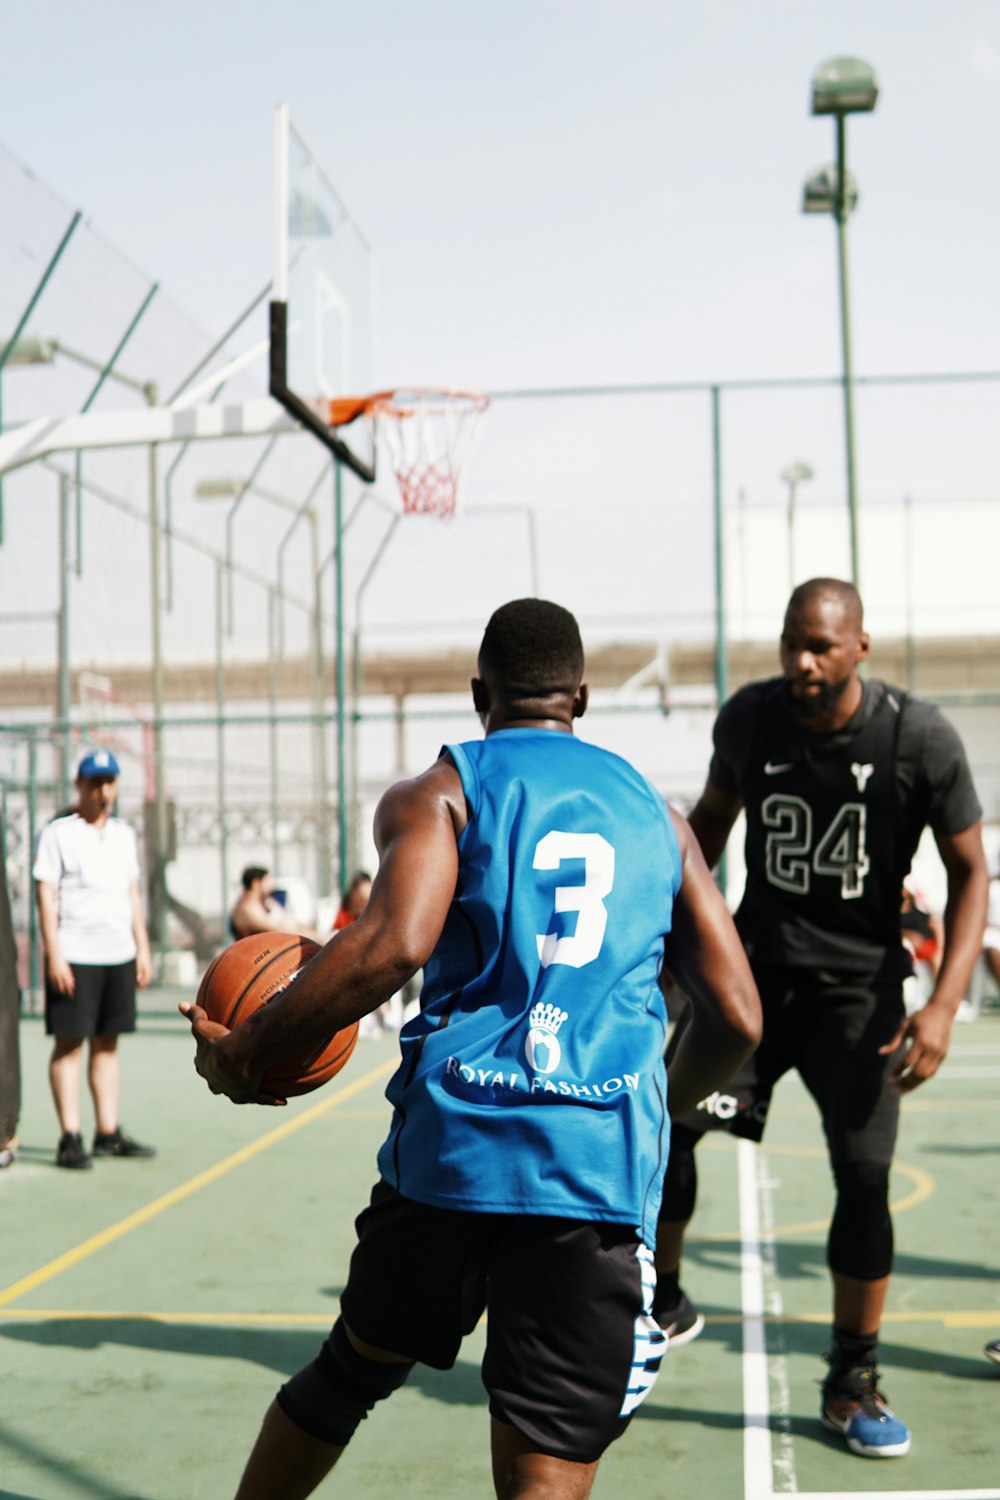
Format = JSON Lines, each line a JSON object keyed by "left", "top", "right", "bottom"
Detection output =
{"left": 737, "top": 1138, "right": 1000, "bottom": 1500}
{"left": 740, "top": 1136, "right": 777, "bottom": 1500}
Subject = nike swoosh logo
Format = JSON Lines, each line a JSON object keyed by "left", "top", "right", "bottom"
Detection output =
{"left": 764, "top": 761, "right": 794, "bottom": 775}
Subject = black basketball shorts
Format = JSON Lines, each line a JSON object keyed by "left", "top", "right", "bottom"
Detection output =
{"left": 339, "top": 1180, "right": 667, "bottom": 1464}
{"left": 45, "top": 960, "right": 138, "bottom": 1038}
{"left": 669, "top": 966, "right": 906, "bottom": 1166}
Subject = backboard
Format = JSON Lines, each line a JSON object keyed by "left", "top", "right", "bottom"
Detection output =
{"left": 270, "top": 104, "right": 376, "bottom": 482}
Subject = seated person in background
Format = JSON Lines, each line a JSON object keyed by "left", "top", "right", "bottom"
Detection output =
{"left": 983, "top": 868, "right": 1000, "bottom": 990}
{"left": 332, "top": 871, "right": 372, "bottom": 933}
{"left": 230, "top": 867, "right": 324, "bottom": 945}
{"left": 900, "top": 883, "right": 943, "bottom": 980}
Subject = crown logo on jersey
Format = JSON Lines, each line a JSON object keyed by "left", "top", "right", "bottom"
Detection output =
{"left": 524, "top": 1004, "right": 570, "bottom": 1076}
{"left": 528, "top": 1003, "right": 568, "bottom": 1036}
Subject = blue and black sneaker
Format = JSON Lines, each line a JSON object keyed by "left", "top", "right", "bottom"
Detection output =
{"left": 821, "top": 1362, "right": 911, "bottom": 1458}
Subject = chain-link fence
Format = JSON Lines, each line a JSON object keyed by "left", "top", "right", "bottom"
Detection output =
{"left": 3, "top": 142, "right": 998, "bottom": 1010}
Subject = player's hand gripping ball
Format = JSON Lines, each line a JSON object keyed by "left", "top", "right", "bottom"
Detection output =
{"left": 196, "top": 933, "right": 358, "bottom": 1098}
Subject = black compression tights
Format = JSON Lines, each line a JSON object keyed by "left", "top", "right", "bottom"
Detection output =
{"left": 828, "top": 1160, "right": 894, "bottom": 1281}
{"left": 659, "top": 1124, "right": 701, "bottom": 1224}
{"left": 660, "top": 1134, "right": 893, "bottom": 1284}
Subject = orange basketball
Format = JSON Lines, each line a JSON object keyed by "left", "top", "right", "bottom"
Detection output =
{"left": 196, "top": 932, "right": 359, "bottom": 1098}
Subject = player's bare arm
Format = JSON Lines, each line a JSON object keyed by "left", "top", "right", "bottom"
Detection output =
{"left": 180, "top": 758, "right": 466, "bottom": 1104}
{"left": 129, "top": 881, "right": 153, "bottom": 988}
{"left": 662, "top": 807, "right": 761, "bottom": 1119}
{"left": 881, "top": 821, "right": 989, "bottom": 1092}
{"left": 686, "top": 779, "right": 743, "bottom": 871}
{"left": 36, "top": 881, "right": 75, "bottom": 995}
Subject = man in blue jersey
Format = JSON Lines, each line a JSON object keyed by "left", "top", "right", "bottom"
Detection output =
{"left": 182, "top": 599, "right": 761, "bottom": 1500}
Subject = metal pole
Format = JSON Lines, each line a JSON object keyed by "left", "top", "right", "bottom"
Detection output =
{"left": 268, "top": 587, "right": 280, "bottom": 873}
{"left": 334, "top": 462, "right": 348, "bottom": 893}
{"left": 0, "top": 209, "right": 82, "bottom": 544}
{"left": 146, "top": 383, "right": 169, "bottom": 948}
{"left": 351, "top": 514, "right": 402, "bottom": 869}
{"left": 786, "top": 478, "right": 796, "bottom": 593}
{"left": 835, "top": 114, "right": 861, "bottom": 589}
{"left": 163, "top": 378, "right": 237, "bottom": 611}
{"left": 27, "top": 736, "right": 39, "bottom": 1002}
{"left": 311, "top": 508, "right": 331, "bottom": 902}
{"left": 215, "top": 560, "right": 229, "bottom": 935}
{"left": 711, "top": 385, "right": 728, "bottom": 895}
{"left": 224, "top": 437, "right": 280, "bottom": 633}
{"left": 276, "top": 467, "right": 330, "bottom": 654}
{"left": 57, "top": 473, "right": 72, "bottom": 805}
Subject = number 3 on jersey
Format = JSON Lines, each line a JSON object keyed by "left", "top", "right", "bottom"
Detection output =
{"left": 533, "top": 831, "right": 615, "bottom": 968}
{"left": 763, "top": 794, "right": 870, "bottom": 899}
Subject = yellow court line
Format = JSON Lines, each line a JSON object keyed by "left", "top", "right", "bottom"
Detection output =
{"left": 0, "top": 1057, "right": 397, "bottom": 1311}
{"left": 2, "top": 1306, "right": 997, "bottom": 1330}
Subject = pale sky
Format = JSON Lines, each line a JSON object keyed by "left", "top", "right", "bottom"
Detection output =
{"left": 4, "top": 1, "right": 999, "bottom": 388}
{"left": 2, "top": 1, "right": 999, "bottom": 669}
{"left": 2, "top": 0, "right": 1000, "bottom": 875}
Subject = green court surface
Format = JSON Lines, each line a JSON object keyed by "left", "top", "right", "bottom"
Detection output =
{"left": 2, "top": 992, "right": 999, "bottom": 1500}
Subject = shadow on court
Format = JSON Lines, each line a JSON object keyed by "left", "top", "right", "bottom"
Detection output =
{"left": 0, "top": 1416, "right": 147, "bottom": 1500}
{"left": 0, "top": 1319, "right": 486, "bottom": 1406}
{"left": 684, "top": 1236, "right": 997, "bottom": 1286}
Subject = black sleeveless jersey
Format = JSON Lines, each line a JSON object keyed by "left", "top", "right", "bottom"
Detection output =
{"left": 708, "top": 678, "right": 982, "bottom": 977}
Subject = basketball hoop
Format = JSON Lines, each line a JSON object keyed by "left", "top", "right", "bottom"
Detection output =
{"left": 325, "top": 388, "right": 490, "bottom": 519}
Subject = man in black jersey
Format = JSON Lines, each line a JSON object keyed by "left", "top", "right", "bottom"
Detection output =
{"left": 655, "top": 577, "right": 988, "bottom": 1459}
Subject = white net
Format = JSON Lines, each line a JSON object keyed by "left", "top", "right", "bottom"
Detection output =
{"left": 373, "top": 388, "right": 490, "bottom": 519}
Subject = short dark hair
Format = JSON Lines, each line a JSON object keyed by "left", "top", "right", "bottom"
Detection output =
{"left": 478, "top": 599, "right": 584, "bottom": 695}
{"left": 788, "top": 577, "right": 864, "bottom": 629}
{"left": 241, "top": 865, "right": 268, "bottom": 891}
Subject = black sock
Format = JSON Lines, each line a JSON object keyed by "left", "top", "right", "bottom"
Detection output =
{"left": 829, "top": 1326, "right": 878, "bottom": 1372}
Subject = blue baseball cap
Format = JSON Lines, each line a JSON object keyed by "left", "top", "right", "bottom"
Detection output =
{"left": 76, "top": 749, "right": 121, "bottom": 780}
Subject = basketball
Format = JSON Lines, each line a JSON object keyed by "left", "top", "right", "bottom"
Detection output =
{"left": 196, "top": 932, "right": 359, "bottom": 1098}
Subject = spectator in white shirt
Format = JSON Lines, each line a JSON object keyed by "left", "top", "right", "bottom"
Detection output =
{"left": 33, "top": 750, "right": 155, "bottom": 1169}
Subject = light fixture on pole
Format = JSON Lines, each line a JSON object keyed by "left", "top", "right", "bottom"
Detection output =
{"left": 780, "top": 461, "right": 814, "bottom": 589}
{"left": 0, "top": 337, "right": 57, "bottom": 366}
{"left": 802, "top": 55, "right": 878, "bottom": 589}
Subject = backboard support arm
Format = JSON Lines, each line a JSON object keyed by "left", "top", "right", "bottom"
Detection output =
{"left": 269, "top": 302, "right": 376, "bottom": 484}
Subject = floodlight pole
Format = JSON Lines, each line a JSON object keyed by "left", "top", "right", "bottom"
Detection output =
{"left": 833, "top": 115, "right": 861, "bottom": 590}
{"left": 807, "top": 57, "right": 878, "bottom": 589}
{"left": 781, "top": 462, "right": 814, "bottom": 591}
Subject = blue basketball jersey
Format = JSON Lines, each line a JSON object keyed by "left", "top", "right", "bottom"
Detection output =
{"left": 376, "top": 728, "right": 682, "bottom": 1246}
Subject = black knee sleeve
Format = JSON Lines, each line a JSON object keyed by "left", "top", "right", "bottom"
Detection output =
{"left": 827, "top": 1160, "right": 894, "bottom": 1282}
{"left": 660, "top": 1124, "right": 701, "bottom": 1224}
{"left": 276, "top": 1318, "right": 414, "bottom": 1447}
